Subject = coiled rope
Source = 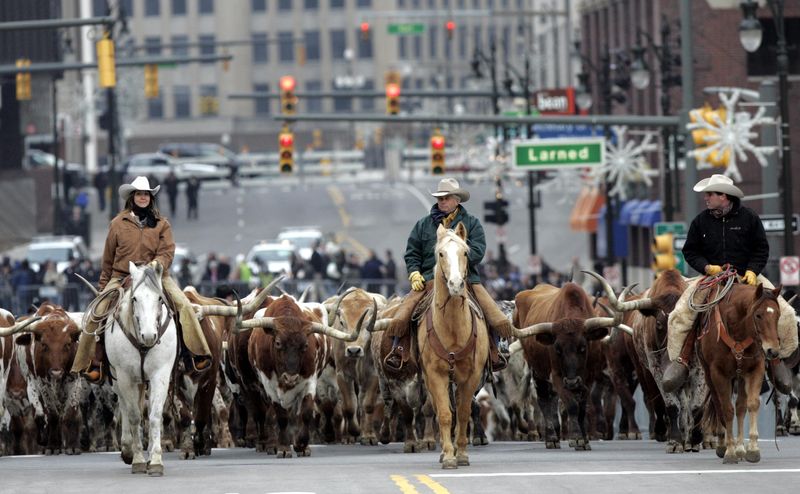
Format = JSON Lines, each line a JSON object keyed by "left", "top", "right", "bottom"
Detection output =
{"left": 688, "top": 264, "right": 738, "bottom": 313}
{"left": 81, "top": 286, "right": 124, "bottom": 338}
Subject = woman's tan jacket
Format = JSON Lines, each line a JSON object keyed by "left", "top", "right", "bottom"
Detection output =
{"left": 99, "top": 211, "right": 175, "bottom": 290}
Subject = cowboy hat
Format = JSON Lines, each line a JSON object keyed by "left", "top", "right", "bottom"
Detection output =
{"left": 119, "top": 176, "right": 161, "bottom": 201}
{"left": 430, "top": 178, "right": 470, "bottom": 202}
{"left": 692, "top": 174, "right": 743, "bottom": 199}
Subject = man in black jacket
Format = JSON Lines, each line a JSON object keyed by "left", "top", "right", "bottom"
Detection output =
{"left": 662, "top": 174, "right": 798, "bottom": 393}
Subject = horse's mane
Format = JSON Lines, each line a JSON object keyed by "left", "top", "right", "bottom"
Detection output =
{"left": 120, "top": 266, "right": 163, "bottom": 326}
{"left": 436, "top": 228, "right": 468, "bottom": 253}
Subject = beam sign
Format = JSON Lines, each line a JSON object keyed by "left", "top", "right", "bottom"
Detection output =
{"left": 513, "top": 137, "right": 605, "bottom": 171}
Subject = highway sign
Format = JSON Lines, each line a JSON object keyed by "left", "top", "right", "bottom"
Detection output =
{"left": 760, "top": 214, "right": 800, "bottom": 235}
{"left": 388, "top": 23, "right": 425, "bottom": 35}
{"left": 513, "top": 137, "right": 605, "bottom": 170}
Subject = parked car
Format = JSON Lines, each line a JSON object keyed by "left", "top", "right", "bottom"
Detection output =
{"left": 158, "top": 143, "right": 244, "bottom": 179}
{"left": 26, "top": 235, "right": 90, "bottom": 274}
{"left": 246, "top": 241, "right": 294, "bottom": 276}
{"left": 276, "top": 227, "right": 325, "bottom": 261}
{"left": 120, "top": 153, "right": 226, "bottom": 183}
{"left": 24, "top": 149, "right": 87, "bottom": 187}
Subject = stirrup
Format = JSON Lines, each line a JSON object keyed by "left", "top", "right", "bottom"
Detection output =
{"left": 191, "top": 355, "right": 212, "bottom": 372}
{"left": 383, "top": 346, "right": 405, "bottom": 372}
{"left": 82, "top": 366, "right": 103, "bottom": 384}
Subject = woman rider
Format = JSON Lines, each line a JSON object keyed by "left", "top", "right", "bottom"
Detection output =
{"left": 71, "top": 176, "right": 211, "bottom": 382}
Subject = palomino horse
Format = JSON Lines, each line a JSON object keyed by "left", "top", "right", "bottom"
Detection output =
{"left": 105, "top": 262, "right": 178, "bottom": 476}
{"left": 418, "top": 223, "right": 489, "bottom": 469}
{"left": 699, "top": 283, "right": 782, "bottom": 464}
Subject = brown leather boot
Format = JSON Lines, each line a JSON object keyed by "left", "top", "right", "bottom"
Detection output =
{"left": 488, "top": 335, "right": 508, "bottom": 372}
{"left": 471, "top": 283, "right": 514, "bottom": 339}
{"left": 662, "top": 330, "right": 697, "bottom": 393}
{"left": 82, "top": 341, "right": 105, "bottom": 384}
{"left": 770, "top": 358, "right": 792, "bottom": 394}
{"left": 384, "top": 288, "right": 427, "bottom": 338}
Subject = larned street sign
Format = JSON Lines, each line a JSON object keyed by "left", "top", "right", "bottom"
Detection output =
{"left": 388, "top": 23, "right": 425, "bottom": 35}
{"left": 514, "top": 137, "right": 605, "bottom": 170}
{"left": 760, "top": 214, "right": 800, "bottom": 235}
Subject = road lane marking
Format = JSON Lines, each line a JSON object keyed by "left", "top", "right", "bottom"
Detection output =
{"left": 391, "top": 474, "right": 422, "bottom": 494}
{"left": 327, "top": 185, "right": 350, "bottom": 228}
{"left": 396, "top": 183, "right": 434, "bottom": 212}
{"left": 430, "top": 468, "right": 800, "bottom": 478}
{"left": 415, "top": 474, "right": 450, "bottom": 494}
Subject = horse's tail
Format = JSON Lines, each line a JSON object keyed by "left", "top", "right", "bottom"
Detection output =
{"left": 700, "top": 384, "right": 723, "bottom": 436}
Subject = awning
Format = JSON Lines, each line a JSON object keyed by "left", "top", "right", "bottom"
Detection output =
{"left": 631, "top": 200, "right": 662, "bottom": 228}
{"left": 569, "top": 187, "right": 605, "bottom": 233}
{"left": 618, "top": 199, "right": 644, "bottom": 226}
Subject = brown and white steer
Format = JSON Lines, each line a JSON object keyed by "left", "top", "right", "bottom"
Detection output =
{"left": 236, "top": 293, "right": 375, "bottom": 457}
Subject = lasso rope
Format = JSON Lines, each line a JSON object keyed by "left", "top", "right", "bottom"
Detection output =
{"left": 81, "top": 286, "right": 124, "bottom": 338}
{"left": 688, "top": 264, "right": 738, "bottom": 313}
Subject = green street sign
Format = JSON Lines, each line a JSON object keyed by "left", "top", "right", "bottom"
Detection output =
{"left": 388, "top": 23, "right": 425, "bottom": 35}
{"left": 513, "top": 137, "right": 605, "bottom": 170}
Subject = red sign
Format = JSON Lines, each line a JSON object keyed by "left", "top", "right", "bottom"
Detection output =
{"left": 532, "top": 88, "right": 576, "bottom": 115}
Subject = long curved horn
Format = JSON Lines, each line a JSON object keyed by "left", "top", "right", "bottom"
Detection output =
{"left": 297, "top": 285, "right": 312, "bottom": 303}
{"left": 73, "top": 273, "right": 99, "bottom": 296}
{"left": 508, "top": 339, "right": 523, "bottom": 354}
{"left": 582, "top": 270, "right": 653, "bottom": 312}
{"left": 786, "top": 294, "right": 797, "bottom": 306}
{"left": 513, "top": 322, "right": 555, "bottom": 339}
{"left": 331, "top": 287, "right": 357, "bottom": 319}
{"left": 311, "top": 298, "right": 377, "bottom": 341}
{"left": 0, "top": 316, "right": 43, "bottom": 337}
{"left": 616, "top": 324, "right": 635, "bottom": 336}
{"left": 196, "top": 275, "right": 285, "bottom": 317}
{"left": 232, "top": 290, "right": 277, "bottom": 334}
{"left": 370, "top": 318, "right": 393, "bottom": 333}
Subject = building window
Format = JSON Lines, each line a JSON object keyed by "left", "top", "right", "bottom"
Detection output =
{"left": 413, "top": 35, "right": 421, "bottom": 58}
{"left": 305, "top": 80, "right": 323, "bottom": 113}
{"left": 302, "top": 31, "right": 320, "bottom": 61}
{"left": 174, "top": 86, "right": 191, "bottom": 118}
{"left": 252, "top": 33, "right": 268, "bottom": 63}
{"left": 145, "top": 0, "right": 160, "bottom": 16}
{"left": 278, "top": 0, "right": 292, "bottom": 10}
{"left": 199, "top": 34, "right": 215, "bottom": 63}
{"left": 333, "top": 88, "right": 353, "bottom": 112}
{"left": 445, "top": 29, "right": 452, "bottom": 58}
{"left": 171, "top": 35, "right": 189, "bottom": 55}
{"left": 458, "top": 25, "right": 466, "bottom": 58}
{"left": 148, "top": 94, "right": 164, "bottom": 119}
{"left": 304, "top": 0, "right": 318, "bottom": 8}
{"left": 92, "top": 0, "right": 107, "bottom": 16}
{"left": 278, "top": 32, "right": 294, "bottom": 62}
{"left": 361, "top": 79, "right": 375, "bottom": 111}
{"left": 252, "top": 0, "right": 267, "bottom": 11}
{"left": 253, "top": 83, "right": 270, "bottom": 114}
{"left": 357, "top": 0, "right": 370, "bottom": 6}
{"left": 172, "top": 0, "right": 186, "bottom": 15}
{"left": 473, "top": 25, "right": 482, "bottom": 52}
{"left": 330, "top": 30, "right": 346, "bottom": 59}
{"left": 357, "top": 29, "right": 372, "bottom": 59}
{"left": 199, "top": 0, "right": 214, "bottom": 14}
{"left": 120, "top": 0, "right": 133, "bottom": 15}
{"left": 144, "top": 37, "right": 162, "bottom": 56}
{"left": 399, "top": 36, "right": 407, "bottom": 59}
{"left": 429, "top": 25, "right": 438, "bottom": 58}
{"left": 199, "top": 85, "right": 218, "bottom": 116}
{"left": 331, "top": 0, "right": 345, "bottom": 7}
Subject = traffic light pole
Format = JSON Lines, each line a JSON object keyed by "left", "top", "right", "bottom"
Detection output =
{"left": 107, "top": 86, "right": 117, "bottom": 221}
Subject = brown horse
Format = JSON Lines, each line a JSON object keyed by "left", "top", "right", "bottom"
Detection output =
{"left": 417, "top": 223, "right": 488, "bottom": 469}
{"left": 699, "top": 283, "right": 782, "bottom": 464}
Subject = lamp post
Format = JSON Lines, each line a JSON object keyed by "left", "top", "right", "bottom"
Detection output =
{"left": 739, "top": 0, "right": 794, "bottom": 256}
{"left": 471, "top": 38, "right": 503, "bottom": 153}
{"left": 630, "top": 18, "right": 682, "bottom": 221}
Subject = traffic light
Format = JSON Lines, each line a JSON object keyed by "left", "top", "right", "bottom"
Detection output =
{"left": 144, "top": 64, "right": 159, "bottom": 99}
{"left": 652, "top": 232, "right": 677, "bottom": 272}
{"left": 278, "top": 127, "right": 294, "bottom": 174}
{"left": 430, "top": 132, "right": 445, "bottom": 175}
{"left": 445, "top": 20, "right": 456, "bottom": 40}
{"left": 495, "top": 198, "right": 509, "bottom": 226}
{"left": 15, "top": 59, "right": 31, "bottom": 101}
{"left": 484, "top": 200, "right": 498, "bottom": 224}
{"left": 689, "top": 105, "right": 730, "bottom": 168}
{"left": 96, "top": 36, "right": 116, "bottom": 88}
{"left": 360, "top": 22, "right": 370, "bottom": 40}
{"left": 385, "top": 82, "right": 400, "bottom": 115}
{"left": 279, "top": 75, "right": 297, "bottom": 115}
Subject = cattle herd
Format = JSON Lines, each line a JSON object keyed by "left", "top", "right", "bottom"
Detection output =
{"left": 0, "top": 268, "right": 799, "bottom": 475}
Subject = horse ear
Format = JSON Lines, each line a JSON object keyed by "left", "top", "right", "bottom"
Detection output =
{"left": 455, "top": 222, "right": 467, "bottom": 240}
{"left": 754, "top": 283, "right": 764, "bottom": 300}
{"left": 437, "top": 223, "right": 447, "bottom": 239}
{"left": 772, "top": 285, "right": 783, "bottom": 298}
{"left": 129, "top": 261, "right": 137, "bottom": 274}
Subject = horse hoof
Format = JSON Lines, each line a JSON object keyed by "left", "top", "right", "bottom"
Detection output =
{"left": 789, "top": 425, "right": 800, "bottom": 435}
{"left": 360, "top": 435, "right": 377, "bottom": 446}
{"left": 666, "top": 441, "right": 683, "bottom": 454}
{"left": 276, "top": 449, "right": 292, "bottom": 458}
{"left": 723, "top": 454, "right": 738, "bottom": 464}
{"left": 132, "top": 462, "right": 147, "bottom": 474}
{"left": 630, "top": 432, "right": 642, "bottom": 440}
{"left": 456, "top": 455, "right": 470, "bottom": 466}
{"left": 424, "top": 440, "right": 437, "bottom": 451}
{"left": 616, "top": 433, "right": 628, "bottom": 440}
{"left": 297, "top": 448, "right": 312, "bottom": 457}
{"left": 776, "top": 426, "right": 787, "bottom": 437}
{"left": 147, "top": 462, "right": 164, "bottom": 476}
{"left": 121, "top": 450, "right": 133, "bottom": 465}
{"left": 716, "top": 446, "right": 725, "bottom": 458}
{"left": 441, "top": 458, "right": 458, "bottom": 469}
{"left": 545, "top": 441, "right": 560, "bottom": 449}
{"left": 745, "top": 450, "right": 761, "bottom": 463}
{"left": 403, "top": 442, "right": 419, "bottom": 453}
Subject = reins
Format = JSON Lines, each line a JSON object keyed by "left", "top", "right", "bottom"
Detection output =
{"left": 688, "top": 264, "right": 737, "bottom": 313}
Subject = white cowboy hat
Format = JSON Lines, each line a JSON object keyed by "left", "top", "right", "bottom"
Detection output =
{"left": 430, "top": 178, "right": 470, "bottom": 202}
{"left": 119, "top": 176, "right": 161, "bottom": 202}
{"left": 692, "top": 174, "right": 744, "bottom": 199}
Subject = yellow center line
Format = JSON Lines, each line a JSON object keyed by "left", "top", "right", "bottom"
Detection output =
{"left": 415, "top": 474, "right": 451, "bottom": 494}
{"left": 390, "top": 475, "right": 422, "bottom": 494}
{"left": 327, "top": 185, "right": 350, "bottom": 228}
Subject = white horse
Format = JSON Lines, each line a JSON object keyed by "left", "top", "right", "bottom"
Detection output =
{"left": 105, "top": 262, "right": 177, "bottom": 476}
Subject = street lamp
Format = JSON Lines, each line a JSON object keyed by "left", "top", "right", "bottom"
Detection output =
{"left": 629, "top": 18, "right": 682, "bottom": 221}
{"left": 738, "top": 0, "right": 794, "bottom": 256}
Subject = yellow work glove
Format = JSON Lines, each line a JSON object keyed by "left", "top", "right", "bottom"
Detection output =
{"left": 705, "top": 264, "right": 723, "bottom": 276}
{"left": 409, "top": 271, "right": 425, "bottom": 291}
{"left": 743, "top": 270, "right": 757, "bottom": 285}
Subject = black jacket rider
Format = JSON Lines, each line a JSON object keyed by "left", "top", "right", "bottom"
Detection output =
{"left": 682, "top": 200, "right": 769, "bottom": 276}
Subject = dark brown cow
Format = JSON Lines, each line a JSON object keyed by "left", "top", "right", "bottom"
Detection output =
{"left": 236, "top": 294, "right": 374, "bottom": 458}
{"left": 513, "top": 282, "right": 618, "bottom": 450}
{"left": 14, "top": 303, "right": 87, "bottom": 455}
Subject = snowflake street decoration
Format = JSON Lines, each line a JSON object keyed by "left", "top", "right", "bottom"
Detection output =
{"left": 534, "top": 168, "right": 592, "bottom": 204}
{"left": 591, "top": 126, "right": 659, "bottom": 200}
{"left": 686, "top": 89, "right": 777, "bottom": 182}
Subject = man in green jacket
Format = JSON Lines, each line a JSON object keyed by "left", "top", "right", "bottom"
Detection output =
{"left": 384, "top": 178, "right": 514, "bottom": 372}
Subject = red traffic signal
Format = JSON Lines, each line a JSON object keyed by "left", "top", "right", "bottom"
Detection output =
{"left": 386, "top": 83, "right": 400, "bottom": 98}
{"left": 360, "top": 22, "right": 370, "bottom": 40}
{"left": 386, "top": 83, "right": 401, "bottom": 115}
{"left": 279, "top": 129, "right": 295, "bottom": 173}
{"left": 445, "top": 20, "right": 456, "bottom": 39}
{"left": 430, "top": 135, "right": 445, "bottom": 150}
{"left": 279, "top": 134, "right": 294, "bottom": 147}
{"left": 430, "top": 133, "right": 445, "bottom": 175}
{"left": 280, "top": 75, "right": 296, "bottom": 92}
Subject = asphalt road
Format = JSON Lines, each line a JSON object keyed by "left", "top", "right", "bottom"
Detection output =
{"left": 4, "top": 438, "right": 800, "bottom": 494}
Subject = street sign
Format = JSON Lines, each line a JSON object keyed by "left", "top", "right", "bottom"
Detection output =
{"left": 759, "top": 214, "right": 800, "bottom": 235}
{"left": 513, "top": 137, "right": 605, "bottom": 170}
{"left": 654, "top": 222, "right": 689, "bottom": 275}
{"left": 532, "top": 123, "right": 596, "bottom": 139}
{"left": 780, "top": 256, "right": 800, "bottom": 286}
{"left": 388, "top": 23, "right": 425, "bottom": 35}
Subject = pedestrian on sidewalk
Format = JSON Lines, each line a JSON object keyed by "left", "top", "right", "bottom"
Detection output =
{"left": 186, "top": 176, "right": 200, "bottom": 220}
{"left": 164, "top": 171, "right": 179, "bottom": 217}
